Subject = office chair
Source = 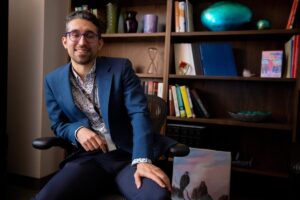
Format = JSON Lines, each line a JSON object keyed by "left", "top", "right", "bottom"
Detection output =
{"left": 32, "top": 94, "right": 190, "bottom": 199}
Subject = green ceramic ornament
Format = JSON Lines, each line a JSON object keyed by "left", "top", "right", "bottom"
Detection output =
{"left": 256, "top": 19, "right": 271, "bottom": 30}
{"left": 201, "top": 1, "right": 252, "bottom": 31}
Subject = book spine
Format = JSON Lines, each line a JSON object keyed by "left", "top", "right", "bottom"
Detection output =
{"left": 186, "top": 86, "right": 195, "bottom": 118}
{"left": 190, "top": 89, "right": 209, "bottom": 118}
{"left": 176, "top": 85, "right": 187, "bottom": 118}
{"left": 180, "top": 85, "right": 192, "bottom": 118}
{"left": 153, "top": 81, "right": 158, "bottom": 96}
{"left": 171, "top": 85, "right": 180, "bottom": 117}
{"left": 178, "top": 1, "right": 186, "bottom": 32}
{"left": 185, "top": 0, "right": 194, "bottom": 32}
{"left": 157, "top": 82, "right": 163, "bottom": 98}
{"left": 292, "top": 35, "right": 299, "bottom": 78}
{"left": 168, "top": 86, "right": 175, "bottom": 116}
{"left": 285, "top": 36, "right": 294, "bottom": 78}
{"left": 147, "top": 80, "right": 153, "bottom": 95}
{"left": 174, "top": 1, "right": 180, "bottom": 32}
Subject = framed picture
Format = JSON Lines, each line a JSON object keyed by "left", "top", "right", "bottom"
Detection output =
{"left": 172, "top": 148, "right": 231, "bottom": 200}
{"left": 260, "top": 50, "right": 283, "bottom": 78}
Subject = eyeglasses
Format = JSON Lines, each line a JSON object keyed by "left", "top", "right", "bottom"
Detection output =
{"left": 64, "top": 30, "right": 99, "bottom": 43}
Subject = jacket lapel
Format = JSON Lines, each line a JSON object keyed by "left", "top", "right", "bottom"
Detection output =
{"left": 95, "top": 57, "right": 112, "bottom": 125}
{"left": 60, "top": 63, "right": 86, "bottom": 119}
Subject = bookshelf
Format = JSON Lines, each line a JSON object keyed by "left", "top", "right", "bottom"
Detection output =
{"left": 70, "top": 0, "right": 300, "bottom": 179}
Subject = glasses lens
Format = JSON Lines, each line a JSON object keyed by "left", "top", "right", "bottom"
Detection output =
{"left": 66, "top": 30, "right": 98, "bottom": 43}
{"left": 68, "top": 30, "right": 80, "bottom": 42}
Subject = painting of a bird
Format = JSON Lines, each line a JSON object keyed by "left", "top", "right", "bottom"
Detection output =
{"left": 178, "top": 171, "right": 190, "bottom": 198}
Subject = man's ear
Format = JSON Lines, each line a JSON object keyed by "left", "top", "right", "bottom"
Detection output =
{"left": 98, "top": 38, "right": 104, "bottom": 50}
{"left": 62, "top": 36, "right": 67, "bottom": 49}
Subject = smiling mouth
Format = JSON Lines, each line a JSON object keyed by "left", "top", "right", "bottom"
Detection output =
{"left": 75, "top": 48, "right": 90, "bottom": 54}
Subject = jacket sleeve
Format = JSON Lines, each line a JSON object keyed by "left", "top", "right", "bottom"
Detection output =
{"left": 121, "top": 59, "right": 154, "bottom": 161}
{"left": 44, "top": 76, "right": 90, "bottom": 147}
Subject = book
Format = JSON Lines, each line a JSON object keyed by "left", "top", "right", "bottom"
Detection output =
{"left": 285, "top": 36, "right": 295, "bottom": 78}
{"left": 168, "top": 86, "right": 175, "bottom": 116}
{"left": 260, "top": 50, "right": 283, "bottom": 78}
{"left": 186, "top": 87, "right": 196, "bottom": 118}
{"left": 286, "top": 0, "right": 299, "bottom": 29}
{"left": 191, "top": 42, "right": 203, "bottom": 75}
{"left": 174, "top": 43, "right": 196, "bottom": 75}
{"left": 171, "top": 85, "right": 180, "bottom": 117}
{"left": 180, "top": 85, "right": 192, "bottom": 118}
{"left": 199, "top": 43, "right": 237, "bottom": 76}
{"left": 190, "top": 89, "right": 210, "bottom": 118}
{"left": 178, "top": 1, "right": 186, "bottom": 32}
{"left": 185, "top": 0, "right": 194, "bottom": 32}
{"left": 157, "top": 82, "right": 163, "bottom": 98}
{"left": 174, "top": 1, "right": 180, "bottom": 32}
{"left": 176, "top": 84, "right": 187, "bottom": 118}
{"left": 292, "top": 35, "right": 300, "bottom": 78}
{"left": 172, "top": 148, "right": 231, "bottom": 200}
{"left": 190, "top": 91, "right": 205, "bottom": 117}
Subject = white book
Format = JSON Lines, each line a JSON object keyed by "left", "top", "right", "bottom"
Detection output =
{"left": 157, "top": 82, "right": 163, "bottom": 98}
{"left": 171, "top": 85, "right": 180, "bottom": 117}
{"left": 174, "top": 43, "right": 196, "bottom": 75}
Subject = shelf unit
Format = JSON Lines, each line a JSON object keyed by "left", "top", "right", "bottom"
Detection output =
{"left": 70, "top": 0, "right": 300, "bottom": 178}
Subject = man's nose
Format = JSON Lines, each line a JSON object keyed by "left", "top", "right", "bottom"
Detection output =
{"left": 78, "top": 34, "right": 88, "bottom": 44}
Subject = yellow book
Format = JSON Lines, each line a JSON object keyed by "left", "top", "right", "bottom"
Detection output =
{"left": 180, "top": 85, "right": 192, "bottom": 118}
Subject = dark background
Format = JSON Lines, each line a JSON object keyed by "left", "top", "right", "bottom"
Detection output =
{"left": 1, "top": 0, "right": 8, "bottom": 189}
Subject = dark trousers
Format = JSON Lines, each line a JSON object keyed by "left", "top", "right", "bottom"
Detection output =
{"left": 32, "top": 149, "right": 170, "bottom": 200}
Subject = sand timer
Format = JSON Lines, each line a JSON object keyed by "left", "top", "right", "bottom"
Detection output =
{"left": 147, "top": 47, "right": 158, "bottom": 74}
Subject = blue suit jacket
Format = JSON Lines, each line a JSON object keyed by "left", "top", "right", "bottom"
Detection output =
{"left": 44, "top": 56, "right": 176, "bottom": 161}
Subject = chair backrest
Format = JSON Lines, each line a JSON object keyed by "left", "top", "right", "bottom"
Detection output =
{"left": 146, "top": 94, "right": 167, "bottom": 133}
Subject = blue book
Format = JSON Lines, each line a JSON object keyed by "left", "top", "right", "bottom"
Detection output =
{"left": 199, "top": 43, "right": 237, "bottom": 76}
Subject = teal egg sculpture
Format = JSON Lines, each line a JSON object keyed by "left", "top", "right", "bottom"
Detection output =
{"left": 201, "top": 1, "right": 252, "bottom": 31}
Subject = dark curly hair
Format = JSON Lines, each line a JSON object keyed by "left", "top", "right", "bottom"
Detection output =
{"left": 65, "top": 10, "right": 102, "bottom": 36}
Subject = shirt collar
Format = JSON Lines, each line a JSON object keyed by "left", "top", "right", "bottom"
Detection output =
{"left": 71, "top": 61, "right": 96, "bottom": 84}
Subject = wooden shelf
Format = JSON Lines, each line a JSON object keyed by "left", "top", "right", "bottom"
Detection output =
{"left": 137, "top": 73, "right": 163, "bottom": 79}
{"left": 167, "top": 116, "right": 292, "bottom": 131}
{"left": 169, "top": 74, "right": 297, "bottom": 82}
{"left": 102, "top": 33, "right": 165, "bottom": 42}
{"left": 232, "top": 167, "right": 288, "bottom": 178}
{"left": 171, "top": 29, "right": 300, "bottom": 38}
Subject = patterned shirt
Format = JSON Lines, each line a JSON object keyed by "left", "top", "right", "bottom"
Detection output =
{"left": 70, "top": 63, "right": 116, "bottom": 151}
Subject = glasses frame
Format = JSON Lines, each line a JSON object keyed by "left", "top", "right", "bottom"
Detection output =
{"left": 64, "top": 30, "right": 100, "bottom": 43}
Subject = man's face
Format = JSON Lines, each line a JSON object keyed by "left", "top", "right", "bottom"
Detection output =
{"left": 62, "top": 19, "right": 103, "bottom": 66}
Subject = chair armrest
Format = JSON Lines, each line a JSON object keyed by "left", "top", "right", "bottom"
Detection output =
{"left": 32, "top": 137, "right": 71, "bottom": 150}
{"left": 169, "top": 143, "right": 190, "bottom": 157}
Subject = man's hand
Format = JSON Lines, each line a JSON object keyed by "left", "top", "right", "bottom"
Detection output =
{"left": 76, "top": 127, "right": 108, "bottom": 153}
{"left": 134, "top": 162, "right": 171, "bottom": 191}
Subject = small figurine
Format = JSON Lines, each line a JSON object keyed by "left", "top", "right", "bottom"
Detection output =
{"left": 242, "top": 69, "right": 255, "bottom": 77}
{"left": 256, "top": 19, "right": 271, "bottom": 30}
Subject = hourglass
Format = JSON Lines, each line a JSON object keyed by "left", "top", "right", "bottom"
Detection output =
{"left": 147, "top": 47, "right": 158, "bottom": 74}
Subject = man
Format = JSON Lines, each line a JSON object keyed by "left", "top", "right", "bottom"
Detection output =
{"left": 33, "top": 10, "right": 177, "bottom": 200}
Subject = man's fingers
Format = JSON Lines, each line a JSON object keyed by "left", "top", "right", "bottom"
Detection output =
{"left": 155, "top": 169, "right": 171, "bottom": 190}
{"left": 94, "top": 136, "right": 108, "bottom": 153}
{"left": 135, "top": 163, "right": 172, "bottom": 192}
{"left": 134, "top": 172, "right": 142, "bottom": 189}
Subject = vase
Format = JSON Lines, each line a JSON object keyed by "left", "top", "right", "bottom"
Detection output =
{"left": 124, "top": 11, "right": 138, "bottom": 33}
{"left": 106, "top": 2, "right": 118, "bottom": 33}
